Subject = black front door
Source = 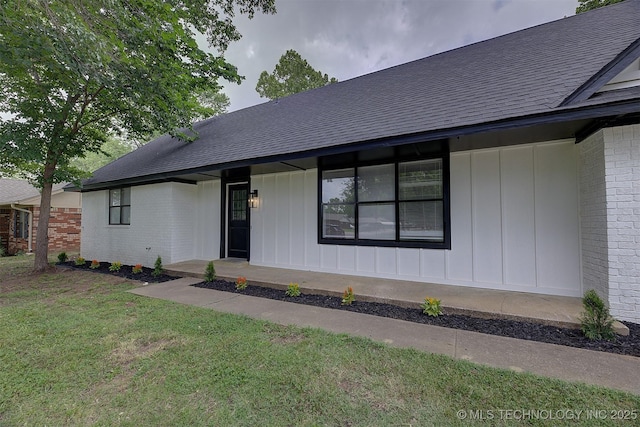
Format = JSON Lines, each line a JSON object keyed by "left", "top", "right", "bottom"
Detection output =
{"left": 228, "top": 184, "right": 249, "bottom": 259}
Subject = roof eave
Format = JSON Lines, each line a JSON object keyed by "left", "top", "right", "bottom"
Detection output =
{"left": 77, "top": 98, "right": 640, "bottom": 192}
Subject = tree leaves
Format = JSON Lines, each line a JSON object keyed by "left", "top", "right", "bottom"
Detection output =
{"left": 576, "top": 0, "right": 625, "bottom": 14}
{"left": 255, "top": 49, "right": 338, "bottom": 100}
{"left": 0, "top": 0, "right": 275, "bottom": 270}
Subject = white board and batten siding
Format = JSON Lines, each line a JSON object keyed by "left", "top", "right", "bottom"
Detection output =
{"left": 81, "top": 181, "right": 221, "bottom": 267}
{"left": 250, "top": 140, "right": 582, "bottom": 297}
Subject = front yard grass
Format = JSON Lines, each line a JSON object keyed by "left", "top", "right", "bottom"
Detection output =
{"left": 1, "top": 254, "right": 639, "bottom": 426}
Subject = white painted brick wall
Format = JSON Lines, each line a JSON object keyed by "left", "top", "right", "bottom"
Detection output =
{"left": 603, "top": 123, "right": 640, "bottom": 324}
{"left": 579, "top": 130, "right": 609, "bottom": 302}
{"left": 80, "top": 182, "right": 198, "bottom": 267}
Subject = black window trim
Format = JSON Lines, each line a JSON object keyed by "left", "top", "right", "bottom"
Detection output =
{"left": 318, "top": 145, "right": 451, "bottom": 250}
{"left": 109, "top": 187, "right": 131, "bottom": 225}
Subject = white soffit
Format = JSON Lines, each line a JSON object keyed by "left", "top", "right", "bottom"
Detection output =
{"left": 597, "top": 57, "right": 640, "bottom": 92}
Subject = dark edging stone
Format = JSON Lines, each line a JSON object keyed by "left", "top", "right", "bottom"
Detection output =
{"left": 193, "top": 279, "right": 640, "bottom": 358}
{"left": 57, "top": 261, "right": 179, "bottom": 283}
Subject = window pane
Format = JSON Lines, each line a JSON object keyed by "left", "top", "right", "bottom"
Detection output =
{"left": 358, "top": 203, "right": 395, "bottom": 240}
{"left": 399, "top": 201, "right": 443, "bottom": 241}
{"left": 110, "top": 189, "right": 121, "bottom": 207}
{"left": 322, "top": 169, "right": 355, "bottom": 204}
{"left": 322, "top": 204, "right": 354, "bottom": 239}
{"left": 121, "top": 188, "right": 131, "bottom": 205}
{"left": 109, "top": 207, "right": 121, "bottom": 224}
{"left": 399, "top": 159, "right": 442, "bottom": 200}
{"left": 358, "top": 164, "right": 395, "bottom": 202}
{"left": 121, "top": 206, "right": 131, "bottom": 224}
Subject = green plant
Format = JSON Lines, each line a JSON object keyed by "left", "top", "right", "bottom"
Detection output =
{"left": 421, "top": 297, "right": 442, "bottom": 317}
{"left": 204, "top": 261, "right": 216, "bottom": 282}
{"left": 152, "top": 256, "right": 163, "bottom": 278}
{"left": 235, "top": 276, "right": 247, "bottom": 290}
{"left": 89, "top": 259, "right": 101, "bottom": 269}
{"left": 57, "top": 252, "right": 68, "bottom": 263}
{"left": 108, "top": 261, "right": 122, "bottom": 272}
{"left": 285, "top": 282, "right": 301, "bottom": 297}
{"left": 580, "top": 289, "right": 615, "bottom": 341}
{"left": 341, "top": 286, "right": 355, "bottom": 305}
{"left": 74, "top": 257, "right": 86, "bottom": 266}
{"left": 132, "top": 264, "right": 143, "bottom": 274}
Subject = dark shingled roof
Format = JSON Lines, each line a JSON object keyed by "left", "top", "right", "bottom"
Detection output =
{"left": 81, "top": 0, "right": 640, "bottom": 190}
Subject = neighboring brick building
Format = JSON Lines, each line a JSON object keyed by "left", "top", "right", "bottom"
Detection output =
{"left": 0, "top": 179, "right": 81, "bottom": 255}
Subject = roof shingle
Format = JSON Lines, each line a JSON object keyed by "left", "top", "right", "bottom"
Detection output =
{"left": 82, "top": 0, "right": 640, "bottom": 189}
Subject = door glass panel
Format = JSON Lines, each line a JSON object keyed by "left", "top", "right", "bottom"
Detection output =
{"left": 232, "top": 189, "right": 247, "bottom": 221}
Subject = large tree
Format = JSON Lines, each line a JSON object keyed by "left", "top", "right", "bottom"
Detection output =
{"left": 0, "top": 0, "right": 275, "bottom": 271}
{"left": 70, "top": 137, "right": 135, "bottom": 173}
{"left": 576, "top": 0, "right": 625, "bottom": 13}
{"left": 255, "top": 49, "right": 338, "bottom": 100}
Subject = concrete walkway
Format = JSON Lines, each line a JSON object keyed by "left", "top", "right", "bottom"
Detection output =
{"left": 130, "top": 277, "right": 640, "bottom": 395}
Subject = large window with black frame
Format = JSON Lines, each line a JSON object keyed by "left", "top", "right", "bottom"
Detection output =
{"left": 320, "top": 149, "right": 449, "bottom": 249}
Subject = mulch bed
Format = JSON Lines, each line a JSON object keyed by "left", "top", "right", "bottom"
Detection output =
{"left": 58, "top": 260, "right": 178, "bottom": 283}
{"left": 57, "top": 260, "right": 639, "bottom": 357}
{"left": 193, "top": 279, "right": 640, "bottom": 358}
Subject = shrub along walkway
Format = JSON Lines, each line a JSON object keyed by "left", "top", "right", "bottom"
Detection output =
{"left": 130, "top": 276, "right": 640, "bottom": 395}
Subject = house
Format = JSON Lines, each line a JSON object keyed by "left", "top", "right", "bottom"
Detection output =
{"left": 72, "top": 1, "right": 640, "bottom": 323}
{"left": 0, "top": 179, "right": 82, "bottom": 255}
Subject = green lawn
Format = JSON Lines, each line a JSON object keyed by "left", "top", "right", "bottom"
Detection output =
{"left": 1, "top": 255, "right": 639, "bottom": 426}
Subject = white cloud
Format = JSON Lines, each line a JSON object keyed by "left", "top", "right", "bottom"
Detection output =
{"left": 221, "top": 0, "right": 577, "bottom": 111}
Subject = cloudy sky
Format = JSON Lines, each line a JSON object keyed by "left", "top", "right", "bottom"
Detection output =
{"left": 218, "top": 0, "right": 578, "bottom": 112}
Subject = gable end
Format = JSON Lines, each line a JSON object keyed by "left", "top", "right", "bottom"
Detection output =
{"left": 560, "top": 37, "right": 640, "bottom": 107}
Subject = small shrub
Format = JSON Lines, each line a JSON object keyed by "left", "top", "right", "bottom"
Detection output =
{"left": 235, "top": 276, "right": 247, "bottom": 291}
{"left": 152, "top": 256, "right": 163, "bottom": 278}
{"left": 341, "top": 286, "right": 355, "bottom": 306}
{"left": 57, "top": 252, "right": 68, "bottom": 263}
{"left": 109, "top": 261, "right": 122, "bottom": 272}
{"left": 0, "top": 246, "right": 5, "bottom": 257}
{"left": 89, "top": 259, "right": 101, "bottom": 269}
{"left": 204, "top": 261, "right": 216, "bottom": 282}
{"left": 421, "top": 296, "right": 442, "bottom": 317}
{"left": 286, "top": 282, "right": 301, "bottom": 297}
{"left": 132, "top": 264, "right": 143, "bottom": 274}
{"left": 580, "top": 289, "right": 615, "bottom": 341}
{"left": 74, "top": 257, "right": 86, "bottom": 266}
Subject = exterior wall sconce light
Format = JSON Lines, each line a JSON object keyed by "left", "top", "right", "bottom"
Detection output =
{"left": 249, "top": 189, "right": 259, "bottom": 208}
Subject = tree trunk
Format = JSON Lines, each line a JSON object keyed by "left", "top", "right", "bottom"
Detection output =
{"left": 33, "top": 162, "right": 56, "bottom": 272}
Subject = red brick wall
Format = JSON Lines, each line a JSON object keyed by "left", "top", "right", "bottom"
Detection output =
{"left": 45, "top": 207, "right": 82, "bottom": 252}
{"left": 5, "top": 207, "right": 81, "bottom": 254}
